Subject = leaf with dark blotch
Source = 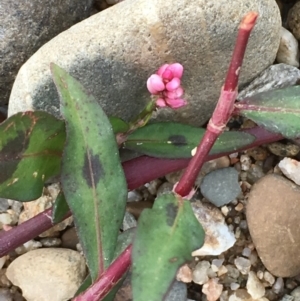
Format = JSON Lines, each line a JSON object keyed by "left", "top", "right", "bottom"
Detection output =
{"left": 109, "top": 116, "right": 129, "bottom": 134}
{"left": 52, "top": 191, "right": 69, "bottom": 224}
{"left": 51, "top": 63, "right": 127, "bottom": 282}
{"left": 0, "top": 111, "right": 65, "bottom": 201}
{"left": 124, "top": 122, "right": 255, "bottom": 158}
{"left": 132, "top": 193, "right": 205, "bottom": 301}
{"left": 236, "top": 86, "right": 300, "bottom": 138}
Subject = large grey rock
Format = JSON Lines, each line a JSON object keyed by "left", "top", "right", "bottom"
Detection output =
{"left": 6, "top": 248, "right": 86, "bottom": 301}
{"left": 8, "top": 0, "right": 281, "bottom": 126}
{"left": 0, "top": 0, "right": 94, "bottom": 106}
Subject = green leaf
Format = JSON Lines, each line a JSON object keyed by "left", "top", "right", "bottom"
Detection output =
{"left": 51, "top": 191, "right": 69, "bottom": 224}
{"left": 0, "top": 111, "right": 65, "bottom": 201}
{"left": 132, "top": 193, "right": 205, "bottom": 301}
{"left": 237, "top": 86, "right": 300, "bottom": 138}
{"left": 109, "top": 116, "right": 129, "bottom": 134}
{"left": 74, "top": 229, "right": 135, "bottom": 299}
{"left": 51, "top": 63, "right": 127, "bottom": 281}
{"left": 124, "top": 122, "right": 255, "bottom": 158}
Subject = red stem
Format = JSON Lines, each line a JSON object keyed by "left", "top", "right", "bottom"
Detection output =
{"left": 73, "top": 245, "right": 132, "bottom": 301}
{"left": 175, "top": 12, "right": 258, "bottom": 197}
{"left": 224, "top": 12, "right": 258, "bottom": 91}
{"left": 0, "top": 126, "right": 282, "bottom": 258}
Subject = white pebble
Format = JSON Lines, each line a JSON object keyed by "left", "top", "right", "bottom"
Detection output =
{"left": 221, "top": 206, "right": 229, "bottom": 216}
{"left": 212, "top": 259, "right": 224, "bottom": 268}
{"left": 257, "top": 270, "right": 264, "bottom": 280}
{"left": 240, "top": 155, "right": 251, "bottom": 171}
{"left": 242, "top": 248, "right": 251, "bottom": 258}
{"left": 218, "top": 265, "right": 228, "bottom": 277}
{"left": 276, "top": 27, "right": 299, "bottom": 67}
{"left": 273, "top": 277, "right": 284, "bottom": 294}
{"left": 127, "top": 190, "right": 142, "bottom": 202}
{"left": 234, "top": 257, "right": 251, "bottom": 275}
{"left": 192, "top": 261, "right": 210, "bottom": 285}
{"left": 278, "top": 157, "right": 300, "bottom": 185}
{"left": 291, "top": 286, "right": 300, "bottom": 301}
{"left": 264, "top": 271, "right": 275, "bottom": 286}
{"left": 0, "top": 213, "right": 13, "bottom": 226}
{"left": 15, "top": 240, "right": 42, "bottom": 255}
{"left": 246, "top": 271, "right": 265, "bottom": 299}
{"left": 230, "top": 283, "right": 240, "bottom": 291}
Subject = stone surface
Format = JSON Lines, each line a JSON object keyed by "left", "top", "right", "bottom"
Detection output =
{"left": 267, "top": 142, "right": 300, "bottom": 157}
{"left": 246, "top": 271, "right": 265, "bottom": 299}
{"left": 0, "top": 199, "right": 9, "bottom": 212}
{"left": 0, "top": 0, "right": 94, "bottom": 106}
{"left": 61, "top": 227, "right": 79, "bottom": 250}
{"left": 287, "top": 1, "right": 300, "bottom": 40}
{"left": 6, "top": 248, "right": 86, "bottom": 301}
{"left": 18, "top": 195, "right": 73, "bottom": 237}
{"left": 8, "top": 0, "right": 281, "bottom": 127}
{"left": 191, "top": 201, "right": 236, "bottom": 256}
{"left": 247, "top": 174, "right": 300, "bottom": 277}
{"left": 202, "top": 278, "right": 223, "bottom": 301}
{"left": 276, "top": 27, "right": 299, "bottom": 67}
{"left": 0, "top": 288, "right": 13, "bottom": 301}
{"left": 238, "top": 64, "right": 300, "bottom": 100}
{"left": 279, "top": 157, "right": 300, "bottom": 185}
{"left": 200, "top": 168, "right": 241, "bottom": 207}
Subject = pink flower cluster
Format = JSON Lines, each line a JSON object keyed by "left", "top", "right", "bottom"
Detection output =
{"left": 147, "top": 63, "right": 186, "bottom": 109}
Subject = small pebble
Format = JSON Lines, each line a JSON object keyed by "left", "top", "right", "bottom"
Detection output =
{"left": 242, "top": 248, "right": 251, "bottom": 258}
{"left": 0, "top": 199, "right": 9, "bottom": 212}
{"left": 212, "top": 259, "right": 224, "bottom": 268}
{"left": 273, "top": 277, "right": 284, "bottom": 294}
{"left": 0, "top": 288, "right": 13, "bottom": 301}
{"left": 268, "top": 142, "right": 300, "bottom": 157}
{"left": 156, "top": 182, "right": 173, "bottom": 196}
{"left": 40, "top": 237, "right": 62, "bottom": 247}
{"left": 0, "top": 256, "right": 7, "bottom": 270}
{"left": 122, "top": 211, "right": 137, "bottom": 231}
{"left": 61, "top": 227, "right": 79, "bottom": 250}
{"left": 127, "top": 190, "right": 143, "bottom": 202}
{"left": 246, "top": 271, "right": 265, "bottom": 299}
{"left": 228, "top": 289, "right": 252, "bottom": 301}
{"left": 234, "top": 257, "right": 251, "bottom": 275}
{"left": 286, "top": 279, "right": 298, "bottom": 290}
{"left": 225, "top": 265, "right": 240, "bottom": 279}
{"left": 291, "top": 286, "right": 300, "bottom": 301}
{"left": 15, "top": 240, "right": 42, "bottom": 255}
{"left": 240, "top": 155, "right": 251, "bottom": 171}
{"left": 0, "top": 213, "right": 13, "bottom": 227}
{"left": 230, "top": 283, "right": 240, "bottom": 291}
{"left": 176, "top": 264, "right": 193, "bottom": 283}
{"left": 278, "top": 157, "right": 300, "bottom": 185}
{"left": 192, "top": 261, "right": 210, "bottom": 285}
{"left": 218, "top": 265, "right": 228, "bottom": 277}
{"left": 276, "top": 27, "right": 299, "bottom": 67}
{"left": 200, "top": 168, "right": 241, "bottom": 207}
{"left": 257, "top": 270, "right": 264, "bottom": 280}
{"left": 202, "top": 278, "right": 223, "bottom": 301}
{"left": 280, "top": 295, "right": 294, "bottom": 301}
{"left": 247, "top": 147, "right": 268, "bottom": 161}
{"left": 221, "top": 206, "right": 229, "bottom": 216}
{"left": 234, "top": 203, "right": 244, "bottom": 212}
{"left": 264, "top": 271, "right": 275, "bottom": 286}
